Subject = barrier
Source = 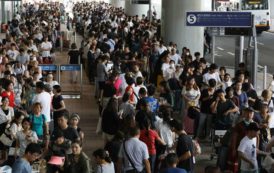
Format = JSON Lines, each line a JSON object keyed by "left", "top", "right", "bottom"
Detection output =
{"left": 58, "top": 64, "right": 83, "bottom": 98}
{"left": 39, "top": 64, "right": 83, "bottom": 99}
{"left": 39, "top": 64, "right": 59, "bottom": 82}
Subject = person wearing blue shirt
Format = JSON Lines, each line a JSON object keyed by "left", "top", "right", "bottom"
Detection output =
{"left": 12, "top": 143, "right": 41, "bottom": 173}
{"left": 162, "top": 153, "right": 187, "bottom": 173}
{"left": 145, "top": 85, "right": 159, "bottom": 113}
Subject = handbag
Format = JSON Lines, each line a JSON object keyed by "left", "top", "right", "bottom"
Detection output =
{"left": 0, "top": 132, "right": 13, "bottom": 146}
{"left": 123, "top": 141, "right": 144, "bottom": 173}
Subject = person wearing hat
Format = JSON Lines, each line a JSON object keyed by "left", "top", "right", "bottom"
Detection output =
{"left": 238, "top": 122, "right": 269, "bottom": 173}
{"left": 70, "top": 113, "right": 84, "bottom": 142}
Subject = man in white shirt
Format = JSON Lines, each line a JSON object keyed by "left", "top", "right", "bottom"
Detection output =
{"left": 32, "top": 82, "right": 52, "bottom": 123}
{"left": 238, "top": 122, "right": 269, "bottom": 173}
{"left": 170, "top": 48, "right": 181, "bottom": 65}
{"left": 158, "top": 41, "right": 167, "bottom": 55}
{"left": 203, "top": 63, "right": 222, "bottom": 88}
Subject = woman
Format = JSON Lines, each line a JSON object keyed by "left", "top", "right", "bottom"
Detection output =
{"left": 181, "top": 77, "right": 201, "bottom": 135}
{"left": 0, "top": 97, "right": 14, "bottom": 135}
{"left": 67, "top": 43, "right": 80, "bottom": 83}
{"left": 101, "top": 97, "right": 120, "bottom": 142}
{"left": 63, "top": 141, "right": 90, "bottom": 173}
{"left": 182, "top": 77, "right": 201, "bottom": 109}
{"left": 69, "top": 113, "right": 84, "bottom": 142}
{"left": 16, "top": 117, "right": 38, "bottom": 157}
{"left": 1, "top": 112, "right": 24, "bottom": 166}
{"left": 0, "top": 97, "right": 14, "bottom": 163}
{"left": 93, "top": 149, "right": 115, "bottom": 173}
{"left": 21, "top": 78, "right": 35, "bottom": 112}
{"left": 139, "top": 118, "right": 166, "bottom": 173}
{"left": 1, "top": 80, "right": 16, "bottom": 108}
{"left": 29, "top": 102, "right": 49, "bottom": 143}
{"left": 52, "top": 85, "right": 66, "bottom": 129}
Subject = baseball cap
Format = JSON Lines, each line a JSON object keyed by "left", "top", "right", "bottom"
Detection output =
{"left": 243, "top": 106, "right": 255, "bottom": 112}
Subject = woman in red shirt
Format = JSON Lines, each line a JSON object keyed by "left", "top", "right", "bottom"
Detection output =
{"left": 1, "top": 80, "right": 15, "bottom": 108}
{"left": 125, "top": 77, "right": 136, "bottom": 105}
{"left": 139, "top": 118, "right": 165, "bottom": 173}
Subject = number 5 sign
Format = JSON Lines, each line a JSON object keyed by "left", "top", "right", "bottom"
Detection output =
{"left": 187, "top": 14, "right": 197, "bottom": 25}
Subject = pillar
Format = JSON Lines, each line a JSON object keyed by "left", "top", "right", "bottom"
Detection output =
{"left": 161, "top": 0, "right": 211, "bottom": 55}
{"left": 110, "top": 0, "right": 125, "bottom": 8}
{"left": 125, "top": 0, "right": 149, "bottom": 17}
{"left": 271, "top": 0, "right": 274, "bottom": 30}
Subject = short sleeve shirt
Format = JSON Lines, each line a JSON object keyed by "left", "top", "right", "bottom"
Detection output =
{"left": 118, "top": 138, "right": 149, "bottom": 172}
{"left": 238, "top": 136, "right": 258, "bottom": 171}
{"left": 176, "top": 134, "right": 194, "bottom": 171}
{"left": 139, "top": 129, "right": 160, "bottom": 155}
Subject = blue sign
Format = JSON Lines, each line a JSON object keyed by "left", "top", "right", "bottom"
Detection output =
{"left": 39, "top": 65, "right": 57, "bottom": 71}
{"left": 60, "top": 65, "right": 81, "bottom": 71}
{"left": 186, "top": 12, "right": 252, "bottom": 27}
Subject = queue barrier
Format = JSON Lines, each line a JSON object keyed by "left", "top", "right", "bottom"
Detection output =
{"left": 39, "top": 64, "right": 83, "bottom": 99}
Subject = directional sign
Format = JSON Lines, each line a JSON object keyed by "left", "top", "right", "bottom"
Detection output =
{"left": 39, "top": 65, "right": 57, "bottom": 71}
{"left": 60, "top": 65, "right": 81, "bottom": 71}
{"left": 186, "top": 12, "right": 252, "bottom": 27}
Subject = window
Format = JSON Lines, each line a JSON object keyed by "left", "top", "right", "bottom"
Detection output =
{"left": 241, "top": 0, "right": 269, "bottom": 10}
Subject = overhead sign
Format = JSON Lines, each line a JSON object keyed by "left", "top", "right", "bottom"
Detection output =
{"left": 186, "top": 12, "right": 252, "bottom": 27}
{"left": 60, "top": 65, "right": 81, "bottom": 71}
{"left": 39, "top": 65, "right": 57, "bottom": 71}
{"left": 131, "top": 0, "right": 149, "bottom": 4}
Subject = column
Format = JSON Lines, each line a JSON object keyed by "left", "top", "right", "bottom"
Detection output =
{"left": 110, "top": 0, "right": 125, "bottom": 8}
{"left": 161, "top": 0, "right": 211, "bottom": 55}
{"left": 271, "top": 0, "right": 274, "bottom": 30}
{"left": 125, "top": 0, "right": 149, "bottom": 17}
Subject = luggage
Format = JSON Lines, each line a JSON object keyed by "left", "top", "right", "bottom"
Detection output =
{"left": 183, "top": 110, "right": 194, "bottom": 134}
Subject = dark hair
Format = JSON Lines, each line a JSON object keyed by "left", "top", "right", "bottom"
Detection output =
{"left": 165, "top": 153, "right": 178, "bottom": 166}
{"left": 139, "top": 87, "right": 147, "bottom": 96}
{"left": 71, "top": 43, "right": 77, "bottom": 49}
{"left": 25, "top": 143, "right": 41, "bottom": 154}
{"left": 143, "top": 117, "right": 151, "bottom": 137}
{"left": 194, "top": 52, "right": 200, "bottom": 57}
{"left": 219, "top": 66, "right": 226, "bottom": 73}
{"left": 126, "top": 77, "right": 135, "bottom": 86}
{"left": 58, "top": 109, "right": 70, "bottom": 120}
{"left": 129, "top": 126, "right": 140, "bottom": 137}
{"left": 159, "top": 81, "right": 171, "bottom": 93}
{"left": 53, "top": 85, "right": 62, "bottom": 93}
{"left": 147, "top": 84, "right": 156, "bottom": 96}
{"left": 208, "top": 79, "right": 216, "bottom": 88}
{"left": 209, "top": 63, "right": 218, "bottom": 70}
{"left": 122, "top": 92, "right": 130, "bottom": 102}
{"left": 22, "top": 117, "right": 31, "bottom": 124}
{"left": 169, "top": 120, "right": 183, "bottom": 131}
{"left": 136, "top": 76, "right": 143, "bottom": 85}
{"left": 3, "top": 80, "right": 13, "bottom": 90}
{"left": 93, "top": 149, "right": 112, "bottom": 163}
{"left": 36, "top": 81, "right": 45, "bottom": 90}
{"left": 1, "top": 96, "right": 9, "bottom": 103}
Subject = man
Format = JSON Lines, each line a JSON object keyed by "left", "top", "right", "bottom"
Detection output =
{"left": 238, "top": 122, "right": 269, "bottom": 173}
{"left": 227, "top": 106, "right": 256, "bottom": 173}
{"left": 203, "top": 63, "right": 222, "bottom": 88}
{"left": 12, "top": 143, "right": 41, "bottom": 173}
{"left": 170, "top": 120, "right": 194, "bottom": 173}
{"left": 51, "top": 110, "right": 80, "bottom": 143}
{"left": 162, "top": 153, "right": 187, "bottom": 173}
{"left": 117, "top": 127, "right": 151, "bottom": 173}
{"left": 170, "top": 48, "right": 181, "bottom": 65}
{"left": 210, "top": 89, "right": 239, "bottom": 130}
{"left": 33, "top": 81, "right": 51, "bottom": 123}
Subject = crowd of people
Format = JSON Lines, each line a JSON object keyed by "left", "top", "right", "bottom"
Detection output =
{"left": 73, "top": 1, "right": 274, "bottom": 173}
{"left": 0, "top": 1, "right": 274, "bottom": 173}
{"left": 0, "top": 2, "right": 91, "bottom": 173}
